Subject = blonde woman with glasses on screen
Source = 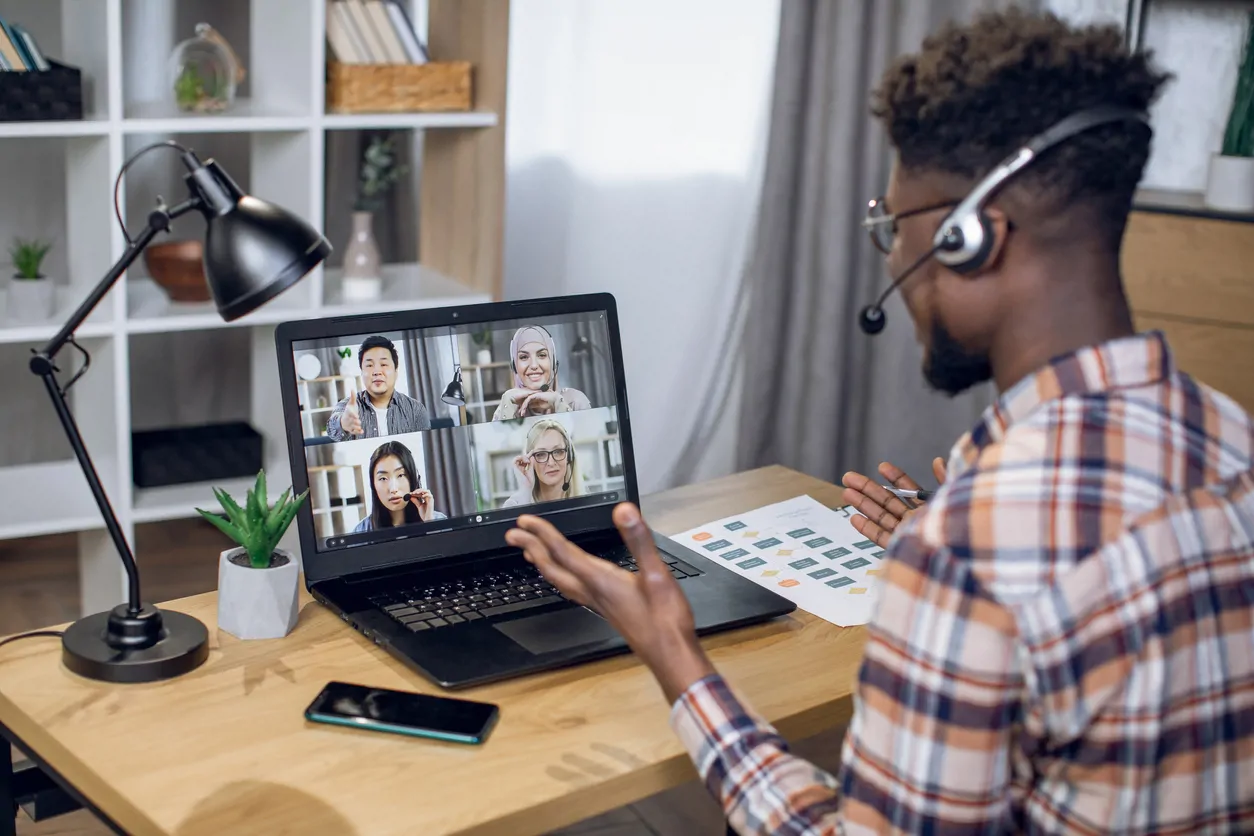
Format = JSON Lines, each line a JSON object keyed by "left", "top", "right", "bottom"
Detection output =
{"left": 492, "top": 325, "right": 592, "bottom": 420}
{"left": 502, "top": 419, "right": 584, "bottom": 508}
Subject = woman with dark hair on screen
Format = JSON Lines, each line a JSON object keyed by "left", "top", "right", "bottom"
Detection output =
{"left": 492, "top": 325, "right": 592, "bottom": 420}
{"left": 502, "top": 419, "right": 585, "bottom": 508}
{"left": 353, "top": 440, "right": 447, "bottom": 532}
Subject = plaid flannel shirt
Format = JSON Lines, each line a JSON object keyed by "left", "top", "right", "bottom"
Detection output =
{"left": 672, "top": 331, "right": 1254, "bottom": 834}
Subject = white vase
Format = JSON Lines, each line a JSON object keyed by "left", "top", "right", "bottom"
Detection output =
{"left": 341, "top": 210, "right": 382, "bottom": 302}
{"left": 476, "top": 348, "right": 492, "bottom": 365}
{"left": 6, "top": 277, "right": 55, "bottom": 322}
{"left": 1204, "top": 154, "right": 1254, "bottom": 212}
{"left": 217, "top": 547, "right": 300, "bottom": 640}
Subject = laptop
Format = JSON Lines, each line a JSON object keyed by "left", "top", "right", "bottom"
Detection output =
{"left": 275, "top": 293, "right": 794, "bottom": 689}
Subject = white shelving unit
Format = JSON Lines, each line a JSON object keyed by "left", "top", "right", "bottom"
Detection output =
{"left": 0, "top": 0, "right": 508, "bottom": 615}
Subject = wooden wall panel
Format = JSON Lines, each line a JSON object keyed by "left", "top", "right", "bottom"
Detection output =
{"left": 1122, "top": 210, "right": 1254, "bottom": 328}
{"left": 421, "top": 0, "right": 510, "bottom": 298}
{"left": 1134, "top": 313, "right": 1254, "bottom": 415}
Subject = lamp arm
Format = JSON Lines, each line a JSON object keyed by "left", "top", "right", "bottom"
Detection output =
{"left": 28, "top": 199, "right": 200, "bottom": 615}
{"left": 38, "top": 199, "right": 198, "bottom": 359}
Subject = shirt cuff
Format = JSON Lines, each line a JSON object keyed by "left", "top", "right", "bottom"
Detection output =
{"left": 670, "top": 673, "right": 764, "bottom": 779}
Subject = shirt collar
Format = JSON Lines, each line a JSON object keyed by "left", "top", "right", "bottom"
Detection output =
{"left": 948, "top": 330, "right": 1174, "bottom": 477}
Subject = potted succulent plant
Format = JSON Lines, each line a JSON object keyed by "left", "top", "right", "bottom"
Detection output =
{"left": 1206, "top": 11, "right": 1254, "bottom": 211}
{"left": 6, "top": 237, "right": 55, "bottom": 322}
{"left": 342, "top": 133, "right": 408, "bottom": 302}
{"left": 197, "top": 471, "right": 309, "bottom": 640}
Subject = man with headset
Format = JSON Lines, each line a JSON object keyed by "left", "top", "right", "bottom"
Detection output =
{"left": 507, "top": 9, "right": 1254, "bottom": 834}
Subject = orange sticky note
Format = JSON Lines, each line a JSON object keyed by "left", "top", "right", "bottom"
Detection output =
{"left": 693, "top": 532, "right": 713, "bottom": 542}
{"left": 779, "top": 579, "right": 801, "bottom": 588}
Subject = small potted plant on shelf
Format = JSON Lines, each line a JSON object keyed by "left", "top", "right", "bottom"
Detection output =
{"left": 342, "top": 133, "right": 408, "bottom": 303}
{"left": 1206, "top": 10, "right": 1254, "bottom": 211}
{"left": 471, "top": 328, "right": 493, "bottom": 365}
{"left": 6, "top": 237, "right": 55, "bottom": 322}
{"left": 197, "top": 470, "right": 309, "bottom": 640}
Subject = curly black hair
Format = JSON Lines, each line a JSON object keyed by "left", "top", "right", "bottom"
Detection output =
{"left": 871, "top": 8, "right": 1172, "bottom": 244}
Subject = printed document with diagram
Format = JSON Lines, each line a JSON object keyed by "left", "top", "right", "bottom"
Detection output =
{"left": 676, "top": 495, "right": 885, "bottom": 626}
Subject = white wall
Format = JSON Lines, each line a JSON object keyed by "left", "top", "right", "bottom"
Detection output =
{"left": 1047, "top": 0, "right": 1254, "bottom": 192}
{"left": 504, "top": 0, "right": 780, "bottom": 493}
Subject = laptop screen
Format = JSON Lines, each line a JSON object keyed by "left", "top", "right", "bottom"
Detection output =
{"left": 289, "top": 310, "right": 626, "bottom": 554}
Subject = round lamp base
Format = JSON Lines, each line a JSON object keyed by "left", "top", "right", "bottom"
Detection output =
{"left": 62, "top": 605, "right": 210, "bottom": 683}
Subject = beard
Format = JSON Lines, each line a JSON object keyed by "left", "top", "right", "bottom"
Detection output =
{"left": 923, "top": 319, "right": 992, "bottom": 396}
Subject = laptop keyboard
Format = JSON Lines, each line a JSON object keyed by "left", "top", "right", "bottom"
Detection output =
{"left": 369, "top": 545, "right": 702, "bottom": 633}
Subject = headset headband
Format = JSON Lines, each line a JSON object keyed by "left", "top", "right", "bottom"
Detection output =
{"left": 935, "top": 106, "right": 1150, "bottom": 269}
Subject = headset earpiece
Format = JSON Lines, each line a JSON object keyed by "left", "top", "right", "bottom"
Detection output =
{"left": 933, "top": 207, "right": 997, "bottom": 274}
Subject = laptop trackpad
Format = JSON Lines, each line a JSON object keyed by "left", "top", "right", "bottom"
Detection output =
{"left": 493, "top": 607, "right": 621, "bottom": 656}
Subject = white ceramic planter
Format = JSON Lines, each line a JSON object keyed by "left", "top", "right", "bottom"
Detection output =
{"left": 476, "top": 348, "right": 492, "bottom": 365}
{"left": 1204, "top": 154, "right": 1254, "bottom": 212}
{"left": 218, "top": 547, "right": 300, "bottom": 640}
{"left": 341, "top": 275, "right": 382, "bottom": 302}
{"left": 6, "top": 277, "right": 55, "bottom": 322}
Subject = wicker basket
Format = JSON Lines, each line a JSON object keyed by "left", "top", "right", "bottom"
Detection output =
{"left": 326, "top": 61, "right": 472, "bottom": 113}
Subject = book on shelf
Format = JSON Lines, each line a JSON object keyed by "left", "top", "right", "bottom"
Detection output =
{"left": 0, "top": 16, "right": 27, "bottom": 71}
{"left": 0, "top": 17, "right": 51, "bottom": 72}
{"left": 327, "top": 0, "right": 429, "bottom": 66}
{"left": 15, "top": 26, "right": 50, "bottom": 71}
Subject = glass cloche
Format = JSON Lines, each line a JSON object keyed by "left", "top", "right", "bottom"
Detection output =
{"left": 169, "top": 23, "right": 239, "bottom": 113}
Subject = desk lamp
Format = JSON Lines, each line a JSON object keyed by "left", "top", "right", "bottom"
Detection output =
{"left": 30, "top": 140, "right": 330, "bottom": 683}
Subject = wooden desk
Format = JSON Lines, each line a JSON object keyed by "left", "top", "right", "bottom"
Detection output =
{"left": 0, "top": 467, "right": 864, "bottom": 835}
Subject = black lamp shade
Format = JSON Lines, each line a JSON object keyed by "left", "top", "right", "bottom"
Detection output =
{"left": 441, "top": 367, "right": 466, "bottom": 406}
{"left": 205, "top": 195, "right": 331, "bottom": 322}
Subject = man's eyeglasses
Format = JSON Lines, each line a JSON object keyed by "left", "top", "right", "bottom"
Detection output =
{"left": 861, "top": 196, "right": 958, "bottom": 254}
{"left": 529, "top": 448, "right": 569, "bottom": 464}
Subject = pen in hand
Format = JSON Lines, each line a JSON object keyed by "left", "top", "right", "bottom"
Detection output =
{"left": 881, "top": 486, "right": 935, "bottom": 502}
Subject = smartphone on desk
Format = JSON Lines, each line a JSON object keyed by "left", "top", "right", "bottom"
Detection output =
{"left": 304, "top": 681, "right": 499, "bottom": 745}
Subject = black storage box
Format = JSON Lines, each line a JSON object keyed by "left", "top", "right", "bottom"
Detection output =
{"left": 0, "top": 60, "right": 84, "bottom": 122}
{"left": 132, "top": 422, "right": 264, "bottom": 489}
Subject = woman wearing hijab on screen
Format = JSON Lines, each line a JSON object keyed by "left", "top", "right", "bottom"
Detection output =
{"left": 492, "top": 325, "right": 592, "bottom": 420}
{"left": 353, "top": 440, "right": 447, "bottom": 533}
{"left": 502, "top": 419, "right": 585, "bottom": 509}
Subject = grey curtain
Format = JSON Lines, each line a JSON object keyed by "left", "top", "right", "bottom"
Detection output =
{"left": 405, "top": 335, "right": 476, "bottom": 517}
{"left": 732, "top": 0, "right": 1031, "bottom": 485}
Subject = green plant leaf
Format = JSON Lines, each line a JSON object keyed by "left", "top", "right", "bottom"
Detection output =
{"left": 196, "top": 508, "right": 246, "bottom": 546}
{"left": 206, "top": 473, "right": 304, "bottom": 568}
{"left": 213, "top": 487, "right": 249, "bottom": 533}
{"left": 8, "top": 237, "right": 53, "bottom": 279}
{"left": 245, "top": 481, "right": 264, "bottom": 526}
{"left": 1222, "top": 12, "right": 1254, "bottom": 157}
{"left": 264, "top": 487, "right": 293, "bottom": 536}
{"left": 247, "top": 542, "right": 272, "bottom": 568}
{"left": 267, "top": 489, "right": 308, "bottom": 551}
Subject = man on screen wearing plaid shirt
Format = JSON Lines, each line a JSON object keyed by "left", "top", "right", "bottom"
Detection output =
{"left": 507, "top": 9, "right": 1254, "bottom": 834}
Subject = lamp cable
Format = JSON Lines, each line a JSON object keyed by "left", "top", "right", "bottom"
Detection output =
{"left": 112, "top": 140, "right": 192, "bottom": 244}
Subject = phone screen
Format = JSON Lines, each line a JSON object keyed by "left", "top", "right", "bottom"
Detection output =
{"left": 305, "top": 681, "right": 499, "bottom": 743}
